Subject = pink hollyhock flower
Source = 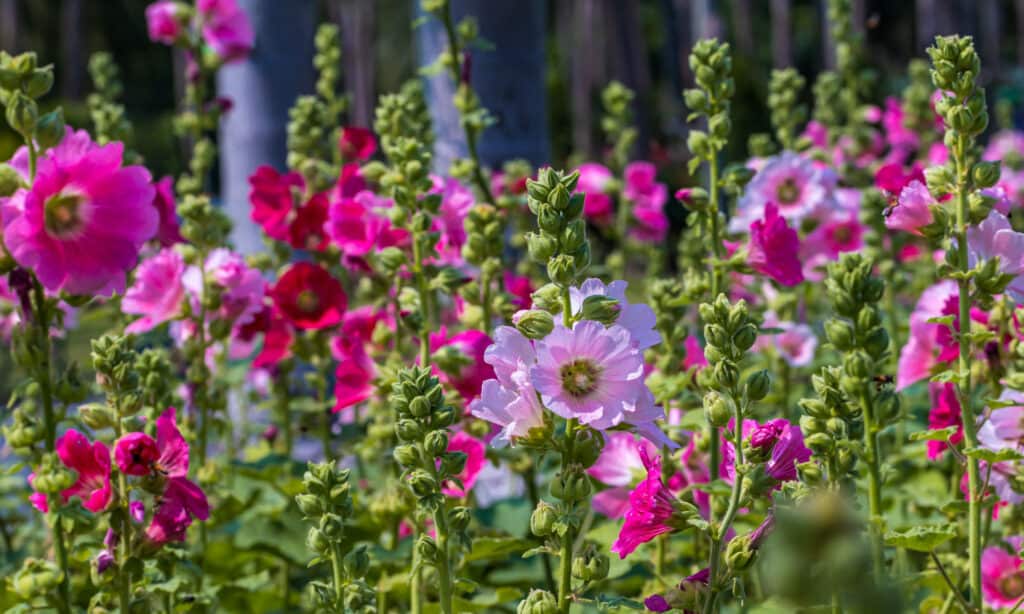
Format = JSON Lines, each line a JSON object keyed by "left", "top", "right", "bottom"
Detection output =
{"left": 624, "top": 162, "right": 669, "bottom": 242}
{"left": 875, "top": 162, "right": 925, "bottom": 196}
{"left": 336, "top": 162, "right": 368, "bottom": 199}
{"left": 644, "top": 567, "right": 711, "bottom": 612}
{"left": 251, "top": 307, "right": 293, "bottom": 369}
{"left": 151, "top": 176, "right": 183, "bottom": 246}
{"left": 611, "top": 447, "right": 684, "bottom": 558}
{"left": 803, "top": 213, "right": 864, "bottom": 260}
{"left": 984, "top": 131, "right": 1024, "bottom": 163}
{"left": 123, "top": 248, "right": 186, "bottom": 334}
{"left": 430, "top": 328, "right": 494, "bottom": 401}
{"left": 326, "top": 191, "right": 408, "bottom": 266}
{"left": 981, "top": 537, "right": 1024, "bottom": 608}
{"left": 588, "top": 432, "right": 656, "bottom": 518}
{"left": 197, "top": 0, "right": 254, "bottom": 63}
{"left": 577, "top": 162, "right": 614, "bottom": 225}
{"left": 886, "top": 180, "right": 935, "bottom": 236}
{"left": 54, "top": 429, "right": 112, "bottom": 512}
{"left": 503, "top": 271, "right": 534, "bottom": 311}
{"left": 270, "top": 262, "right": 347, "bottom": 330}
{"left": 145, "top": 1, "right": 182, "bottom": 44}
{"left": 530, "top": 321, "right": 646, "bottom": 429}
{"left": 430, "top": 176, "right": 474, "bottom": 264}
{"left": 722, "top": 419, "right": 810, "bottom": 486}
{"left": 979, "top": 390, "right": 1024, "bottom": 454}
{"left": 683, "top": 336, "right": 708, "bottom": 370}
{"left": 926, "top": 383, "right": 964, "bottom": 460}
{"left": 332, "top": 337, "right": 375, "bottom": 413}
{"left": 287, "top": 192, "right": 329, "bottom": 251}
{"left": 963, "top": 462, "right": 1024, "bottom": 512}
{"left": 470, "top": 326, "right": 545, "bottom": 447}
{"left": 774, "top": 323, "right": 817, "bottom": 367}
{"left": 747, "top": 203, "right": 804, "bottom": 286}
{"left": 441, "top": 431, "right": 486, "bottom": 498}
{"left": 2, "top": 129, "right": 157, "bottom": 296}
{"left": 881, "top": 97, "right": 918, "bottom": 152}
{"left": 143, "top": 408, "right": 209, "bottom": 543}
{"left": 339, "top": 126, "right": 376, "bottom": 161}
{"left": 967, "top": 210, "right": 1024, "bottom": 302}
{"left": 732, "top": 151, "right": 836, "bottom": 231}
{"left": 339, "top": 305, "right": 385, "bottom": 343}
{"left": 570, "top": 278, "right": 661, "bottom": 350}
{"left": 249, "top": 165, "right": 302, "bottom": 242}
{"left": 184, "top": 248, "right": 266, "bottom": 327}
{"left": 114, "top": 432, "right": 160, "bottom": 476}
{"left": 897, "top": 280, "right": 959, "bottom": 390}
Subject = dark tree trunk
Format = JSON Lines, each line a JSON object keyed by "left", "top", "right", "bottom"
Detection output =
{"left": 217, "top": 0, "right": 317, "bottom": 254}
{"left": 417, "top": 0, "right": 550, "bottom": 173}
{"left": 730, "top": 0, "right": 754, "bottom": 58}
{"left": 607, "top": 0, "right": 652, "bottom": 160}
{"left": 821, "top": 0, "right": 835, "bottom": 70}
{"left": 916, "top": 0, "right": 954, "bottom": 55}
{"left": 338, "top": 0, "right": 377, "bottom": 129}
{"left": 977, "top": 0, "right": 1000, "bottom": 84}
{"left": 61, "top": 0, "right": 85, "bottom": 99}
{"left": 571, "top": 0, "right": 599, "bottom": 159}
{"left": 771, "top": 0, "right": 792, "bottom": 68}
{"left": 0, "top": 0, "right": 18, "bottom": 53}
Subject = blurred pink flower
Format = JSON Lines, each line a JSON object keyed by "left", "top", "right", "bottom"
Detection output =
{"left": 151, "top": 176, "right": 184, "bottom": 246}
{"left": 981, "top": 537, "right": 1024, "bottom": 608}
{"left": 441, "top": 431, "right": 486, "bottom": 498}
{"left": 588, "top": 432, "right": 656, "bottom": 518}
{"left": 339, "top": 126, "right": 377, "bottom": 161}
{"left": 123, "top": 247, "right": 186, "bottom": 334}
{"left": 198, "top": 0, "right": 254, "bottom": 63}
{"left": 430, "top": 328, "right": 494, "bottom": 402}
{"left": 733, "top": 151, "right": 835, "bottom": 230}
{"left": 570, "top": 278, "right": 661, "bottom": 350}
{"left": 748, "top": 203, "right": 804, "bottom": 286}
{"left": 886, "top": 180, "right": 935, "bottom": 236}
{"left": 577, "top": 162, "right": 614, "bottom": 225}
{"left": 926, "top": 382, "right": 963, "bottom": 460}
{"left": 145, "top": 1, "right": 183, "bottom": 44}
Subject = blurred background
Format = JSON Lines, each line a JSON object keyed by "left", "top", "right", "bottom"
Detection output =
{"left": 2, "top": 0, "right": 1023, "bottom": 195}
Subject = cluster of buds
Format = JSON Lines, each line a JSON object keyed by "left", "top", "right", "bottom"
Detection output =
{"left": 517, "top": 588, "right": 558, "bottom": 614}
{"left": 296, "top": 461, "right": 376, "bottom": 613}
{"left": 86, "top": 335, "right": 144, "bottom": 428}
{"left": 799, "top": 366, "right": 864, "bottom": 489}
{"left": 812, "top": 71, "right": 843, "bottom": 143}
{"left": 684, "top": 39, "right": 734, "bottom": 174}
{"left": 459, "top": 203, "right": 510, "bottom": 327}
{"left": 86, "top": 52, "right": 135, "bottom": 156}
{"left": 525, "top": 168, "right": 589, "bottom": 292}
{"left": 767, "top": 68, "right": 807, "bottom": 151}
{"left": 179, "top": 194, "right": 232, "bottom": 250}
{"left": 0, "top": 51, "right": 62, "bottom": 153}
{"left": 136, "top": 349, "right": 176, "bottom": 419}
{"left": 700, "top": 295, "right": 769, "bottom": 429}
{"left": 600, "top": 80, "right": 638, "bottom": 172}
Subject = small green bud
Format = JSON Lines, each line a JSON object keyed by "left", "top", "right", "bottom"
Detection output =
{"left": 526, "top": 232, "right": 558, "bottom": 263}
{"left": 745, "top": 369, "right": 770, "bottom": 401}
{"left": 573, "top": 428, "right": 604, "bottom": 468}
{"left": 34, "top": 108, "right": 64, "bottom": 149}
{"left": 703, "top": 391, "right": 731, "bottom": 427}
{"left": 0, "top": 163, "right": 23, "bottom": 197}
{"left": 530, "top": 501, "right": 558, "bottom": 536}
{"left": 531, "top": 283, "right": 563, "bottom": 313}
{"left": 295, "top": 494, "right": 324, "bottom": 517}
{"left": 393, "top": 444, "right": 420, "bottom": 468}
{"left": 416, "top": 534, "right": 438, "bottom": 563}
{"left": 825, "top": 320, "right": 854, "bottom": 351}
{"left": 448, "top": 506, "right": 472, "bottom": 531}
{"left": 517, "top": 589, "right": 558, "bottom": 614}
{"left": 579, "top": 295, "right": 620, "bottom": 326}
{"left": 306, "top": 526, "right": 329, "bottom": 553}
{"left": 79, "top": 403, "right": 114, "bottom": 430}
{"left": 973, "top": 161, "right": 1001, "bottom": 189}
{"left": 547, "top": 254, "right": 576, "bottom": 287}
{"left": 732, "top": 323, "right": 757, "bottom": 351}
{"left": 409, "top": 395, "right": 432, "bottom": 418}
{"left": 515, "top": 309, "right": 555, "bottom": 339}
{"left": 424, "top": 430, "right": 449, "bottom": 457}
{"left": 5, "top": 91, "right": 37, "bottom": 136}
{"left": 344, "top": 544, "right": 371, "bottom": 578}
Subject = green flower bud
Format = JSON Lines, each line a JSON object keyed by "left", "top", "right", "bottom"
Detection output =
{"left": 560, "top": 219, "right": 587, "bottom": 252}
{"left": 23, "top": 68, "right": 54, "bottom": 98}
{"left": 825, "top": 320, "right": 854, "bottom": 351}
{"left": 5, "top": 91, "right": 37, "bottom": 136}
{"left": 973, "top": 161, "right": 1001, "bottom": 189}
{"left": 703, "top": 391, "right": 731, "bottom": 428}
{"left": 34, "top": 108, "right": 64, "bottom": 150}
{"left": 448, "top": 506, "right": 472, "bottom": 531}
{"left": 396, "top": 419, "right": 423, "bottom": 442}
{"left": 573, "top": 428, "right": 604, "bottom": 468}
{"left": 409, "top": 395, "right": 432, "bottom": 418}
{"left": 745, "top": 369, "right": 770, "bottom": 401}
{"left": 526, "top": 232, "right": 557, "bottom": 263}
{"left": 530, "top": 501, "right": 558, "bottom": 536}
{"left": 732, "top": 323, "right": 757, "bottom": 351}
{"left": 416, "top": 534, "right": 438, "bottom": 563}
{"left": 515, "top": 309, "right": 555, "bottom": 339}
{"left": 705, "top": 324, "right": 729, "bottom": 349}
{"left": 572, "top": 556, "right": 592, "bottom": 581}
{"left": 0, "top": 163, "right": 23, "bottom": 197}
{"left": 306, "top": 526, "right": 329, "bottom": 553}
{"left": 79, "top": 403, "right": 114, "bottom": 430}
{"left": 424, "top": 430, "right": 449, "bottom": 457}
{"left": 580, "top": 295, "right": 620, "bottom": 326}
{"left": 862, "top": 327, "right": 890, "bottom": 360}
{"left": 295, "top": 494, "right": 324, "bottom": 518}
{"left": 13, "top": 558, "right": 63, "bottom": 599}
{"left": 713, "top": 360, "right": 739, "bottom": 389}
{"left": 725, "top": 534, "right": 754, "bottom": 571}
{"left": 531, "top": 283, "right": 563, "bottom": 313}
{"left": 549, "top": 183, "right": 570, "bottom": 210}
{"left": 804, "top": 432, "right": 834, "bottom": 454}
{"left": 843, "top": 351, "right": 870, "bottom": 379}
{"left": 547, "top": 254, "right": 576, "bottom": 287}
{"left": 344, "top": 544, "right": 371, "bottom": 578}
{"left": 517, "top": 589, "right": 558, "bottom": 614}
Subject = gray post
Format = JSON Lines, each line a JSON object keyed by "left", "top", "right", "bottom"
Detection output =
{"left": 417, "top": 0, "right": 550, "bottom": 173}
{"left": 217, "top": 0, "right": 316, "bottom": 254}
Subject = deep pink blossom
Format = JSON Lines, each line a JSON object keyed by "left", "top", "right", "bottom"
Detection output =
{"left": 55, "top": 429, "right": 112, "bottom": 512}
{"left": 897, "top": 281, "right": 958, "bottom": 390}
{"left": 288, "top": 192, "right": 330, "bottom": 251}
{"left": 249, "top": 165, "right": 302, "bottom": 242}
{"left": 503, "top": 272, "right": 534, "bottom": 311}
{"left": 270, "top": 262, "right": 347, "bottom": 330}
{"left": 123, "top": 248, "right": 186, "bottom": 334}
{"left": 441, "top": 432, "right": 486, "bottom": 498}
{"left": 144, "top": 408, "right": 209, "bottom": 543}
{"left": 926, "top": 383, "right": 964, "bottom": 460}
{"left": 981, "top": 537, "right": 1024, "bottom": 608}
{"left": 332, "top": 337, "right": 375, "bottom": 413}
{"left": 197, "top": 0, "right": 254, "bottom": 63}
{"left": 2, "top": 129, "right": 157, "bottom": 296}
{"left": 611, "top": 447, "right": 679, "bottom": 558}
{"left": 339, "top": 126, "right": 376, "bottom": 161}
{"left": 577, "top": 163, "right": 614, "bottom": 225}
{"left": 886, "top": 180, "right": 935, "bottom": 236}
{"left": 624, "top": 162, "right": 669, "bottom": 242}
{"left": 114, "top": 432, "right": 160, "bottom": 476}
{"left": 145, "top": 1, "right": 183, "bottom": 44}
{"left": 430, "top": 328, "right": 494, "bottom": 401}
{"left": 430, "top": 176, "right": 474, "bottom": 264}
{"left": 748, "top": 203, "right": 804, "bottom": 286}
{"left": 588, "top": 432, "right": 657, "bottom": 518}
{"left": 151, "top": 176, "right": 184, "bottom": 246}
{"left": 875, "top": 162, "right": 925, "bottom": 196}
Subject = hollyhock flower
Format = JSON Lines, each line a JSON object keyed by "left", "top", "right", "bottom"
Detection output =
{"left": 967, "top": 210, "right": 1024, "bottom": 302}
{"left": 897, "top": 280, "right": 958, "bottom": 390}
{"left": 326, "top": 191, "right": 408, "bottom": 266}
{"left": 644, "top": 568, "right": 711, "bottom": 612}
{"left": 54, "top": 429, "right": 112, "bottom": 512}
{"left": 430, "top": 328, "right": 494, "bottom": 401}
{"left": 530, "top": 321, "right": 646, "bottom": 429}
{"left": 577, "top": 162, "right": 614, "bottom": 225}
{"left": 683, "top": 336, "right": 708, "bottom": 370}
{"left": 748, "top": 203, "right": 804, "bottom": 286}
{"left": 2, "top": 129, "right": 157, "bottom": 296}
{"left": 114, "top": 432, "right": 160, "bottom": 476}
{"left": 504, "top": 272, "right": 534, "bottom": 311}
{"left": 611, "top": 447, "right": 684, "bottom": 558}
{"left": 875, "top": 162, "right": 925, "bottom": 196}
{"left": 470, "top": 326, "right": 545, "bottom": 446}
{"left": 184, "top": 248, "right": 265, "bottom": 327}
{"left": 981, "top": 537, "right": 1024, "bottom": 608}
{"left": 197, "top": 0, "right": 254, "bottom": 63}
{"left": 145, "top": 497, "right": 191, "bottom": 543}
{"left": 140, "top": 408, "right": 209, "bottom": 545}
{"left": 287, "top": 193, "right": 330, "bottom": 251}
{"left": 430, "top": 176, "right": 474, "bottom": 264}
{"left": 248, "top": 165, "right": 302, "bottom": 242}
{"left": 473, "top": 461, "right": 526, "bottom": 508}
{"left": 803, "top": 213, "right": 864, "bottom": 260}
{"left": 339, "top": 126, "right": 376, "bottom": 161}
{"left": 337, "top": 162, "right": 368, "bottom": 198}
{"left": 965, "top": 462, "right": 1024, "bottom": 511}
{"left": 984, "top": 131, "right": 1024, "bottom": 164}
{"left": 732, "top": 151, "right": 836, "bottom": 231}
{"left": 774, "top": 323, "right": 817, "bottom": 367}
{"left": 623, "top": 162, "right": 669, "bottom": 242}
{"left": 570, "top": 278, "right": 660, "bottom": 350}
{"left": 123, "top": 248, "right": 186, "bottom": 334}
{"left": 722, "top": 419, "right": 810, "bottom": 486}
{"left": 441, "top": 431, "right": 486, "bottom": 498}
{"left": 979, "top": 390, "right": 1024, "bottom": 453}
{"left": 151, "top": 176, "right": 183, "bottom": 246}
{"left": 145, "top": 1, "right": 182, "bottom": 44}
{"left": 886, "top": 180, "right": 935, "bottom": 236}
{"left": 270, "top": 262, "right": 346, "bottom": 330}
{"left": 332, "top": 337, "right": 375, "bottom": 412}
{"left": 881, "top": 96, "right": 918, "bottom": 152}
{"left": 588, "top": 432, "right": 657, "bottom": 517}
{"left": 926, "top": 383, "right": 964, "bottom": 460}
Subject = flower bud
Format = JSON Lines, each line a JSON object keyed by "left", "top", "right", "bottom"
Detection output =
{"left": 572, "top": 428, "right": 604, "bottom": 468}
{"left": 547, "top": 254, "right": 576, "bottom": 287}
{"left": 725, "top": 535, "right": 754, "bottom": 571}
{"left": 745, "top": 370, "right": 770, "bottom": 402}
{"left": 580, "top": 295, "right": 620, "bottom": 326}
{"left": 713, "top": 361, "right": 739, "bottom": 389}
{"left": 531, "top": 283, "right": 563, "bottom": 313}
{"left": 824, "top": 320, "right": 854, "bottom": 351}
{"left": 5, "top": 91, "right": 37, "bottom": 137}
{"left": 306, "top": 526, "right": 329, "bottom": 553}
{"left": 396, "top": 419, "right": 423, "bottom": 442}
{"left": 79, "top": 403, "right": 114, "bottom": 429}
{"left": 23, "top": 68, "right": 54, "bottom": 98}
{"left": 0, "top": 163, "right": 24, "bottom": 197}
{"left": 408, "top": 470, "right": 437, "bottom": 497}
{"left": 515, "top": 309, "right": 554, "bottom": 340}
{"left": 560, "top": 219, "right": 587, "bottom": 252}
{"left": 424, "top": 430, "right": 449, "bottom": 458}
{"left": 409, "top": 395, "right": 432, "bottom": 418}
{"left": 448, "top": 506, "right": 472, "bottom": 531}
{"left": 703, "top": 391, "right": 731, "bottom": 427}
{"left": 517, "top": 589, "right": 558, "bottom": 614}
{"left": 530, "top": 501, "right": 557, "bottom": 536}
{"left": 344, "top": 544, "right": 370, "bottom": 578}
{"left": 13, "top": 558, "right": 63, "bottom": 599}
{"left": 416, "top": 535, "right": 438, "bottom": 563}
{"left": 843, "top": 352, "right": 870, "bottom": 379}
{"left": 526, "top": 232, "right": 557, "bottom": 263}
{"left": 34, "top": 109, "right": 64, "bottom": 150}
{"left": 549, "top": 183, "right": 570, "bottom": 210}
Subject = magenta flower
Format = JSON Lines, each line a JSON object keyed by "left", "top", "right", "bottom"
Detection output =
{"left": 588, "top": 432, "right": 657, "bottom": 518}
{"left": 967, "top": 210, "right": 1024, "bottom": 302}
{"left": 183, "top": 248, "right": 266, "bottom": 328}
{"left": 886, "top": 180, "right": 936, "bottom": 236}
{"left": 570, "top": 278, "right": 661, "bottom": 350}
{"left": 123, "top": 248, "right": 186, "bottom": 334}
{"left": 144, "top": 408, "right": 210, "bottom": 543}
{"left": 248, "top": 165, "right": 301, "bottom": 242}
{"left": 114, "top": 432, "right": 160, "bottom": 476}
{"left": 611, "top": 447, "right": 681, "bottom": 558}
{"left": 503, "top": 271, "right": 534, "bottom": 311}
{"left": 441, "top": 431, "right": 486, "bottom": 498}
{"left": 897, "top": 280, "right": 958, "bottom": 390}
{"left": 926, "top": 383, "right": 964, "bottom": 460}
{"left": 981, "top": 537, "right": 1024, "bottom": 608}
{"left": 747, "top": 203, "right": 804, "bottom": 286}
{"left": 332, "top": 337, "right": 375, "bottom": 413}
{"left": 530, "top": 321, "right": 646, "bottom": 429}
{"left": 53, "top": 429, "right": 112, "bottom": 512}
{"left": 722, "top": 418, "right": 810, "bottom": 486}
{"left": 430, "top": 328, "right": 494, "bottom": 401}
{"left": 875, "top": 162, "right": 925, "bottom": 196}
{"left": 151, "top": 176, "right": 184, "bottom": 246}
{"left": 338, "top": 126, "right": 377, "bottom": 161}
{"left": 733, "top": 151, "right": 836, "bottom": 230}
{"left": 145, "top": 1, "right": 183, "bottom": 44}
{"left": 2, "top": 129, "right": 157, "bottom": 296}
{"left": 326, "top": 191, "right": 408, "bottom": 268}
{"left": 624, "top": 162, "right": 669, "bottom": 242}
{"left": 803, "top": 212, "right": 864, "bottom": 261}
{"left": 430, "top": 176, "right": 475, "bottom": 265}
{"left": 197, "top": 0, "right": 254, "bottom": 63}
{"left": 470, "top": 326, "right": 544, "bottom": 447}
{"left": 577, "top": 163, "right": 614, "bottom": 225}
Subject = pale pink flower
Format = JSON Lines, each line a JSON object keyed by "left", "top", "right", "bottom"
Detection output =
{"left": 981, "top": 537, "right": 1024, "bottom": 608}
{"left": 470, "top": 326, "right": 544, "bottom": 447}
{"left": 886, "top": 180, "right": 935, "bottom": 236}
{"left": 588, "top": 432, "right": 656, "bottom": 518}
{"left": 183, "top": 248, "right": 266, "bottom": 328}
{"left": 123, "top": 248, "right": 186, "bottom": 334}
{"left": 897, "top": 281, "right": 959, "bottom": 390}
{"left": 984, "top": 130, "right": 1024, "bottom": 163}
{"left": 732, "top": 151, "right": 836, "bottom": 231}
{"left": 2, "top": 129, "right": 157, "bottom": 296}
{"left": 577, "top": 162, "right": 614, "bottom": 225}
{"left": 757, "top": 314, "right": 817, "bottom": 367}
{"left": 570, "top": 278, "right": 661, "bottom": 350}
{"left": 967, "top": 210, "right": 1024, "bottom": 302}
{"left": 979, "top": 389, "right": 1024, "bottom": 454}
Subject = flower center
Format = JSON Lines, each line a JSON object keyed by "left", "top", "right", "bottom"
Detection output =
{"left": 999, "top": 571, "right": 1024, "bottom": 599}
{"left": 559, "top": 359, "right": 601, "bottom": 397}
{"left": 296, "top": 289, "right": 320, "bottom": 313}
{"left": 44, "top": 191, "right": 86, "bottom": 238}
{"left": 776, "top": 178, "right": 800, "bottom": 205}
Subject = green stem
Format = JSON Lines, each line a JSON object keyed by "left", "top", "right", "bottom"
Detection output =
{"left": 424, "top": 447, "right": 455, "bottom": 614}
{"left": 706, "top": 153, "right": 723, "bottom": 519}
{"left": 524, "top": 463, "right": 556, "bottom": 591}
{"left": 412, "top": 231, "right": 432, "bottom": 367}
{"left": 114, "top": 402, "right": 133, "bottom": 613}
{"left": 330, "top": 541, "right": 346, "bottom": 610}
{"left": 480, "top": 267, "right": 493, "bottom": 333}
{"left": 557, "top": 420, "right": 578, "bottom": 614}
{"left": 411, "top": 531, "right": 423, "bottom": 614}
{"left": 702, "top": 397, "right": 745, "bottom": 614}
{"left": 860, "top": 391, "right": 885, "bottom": 581}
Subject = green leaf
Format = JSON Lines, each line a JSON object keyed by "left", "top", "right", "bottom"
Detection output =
{"left": 522, "top": 545, "right": 557, "bottom": 559}
{"left": 464, "top": 536, "right": 532, "bottom": 563}
{"left": 963, "top": 446, "right": 1024, "bottom": 462}
{"left": 929, "top": 370, "right": 959, "bottom": 384}
{"left": 591, "top": 594, "right": 645, "bottom": 610}
{"left": 940, "top": 500, "right": 969, "bottom": 515}
{"left": 908, "top": 426, "right": 959, "bottom": 442}
{"left": 987, "top": 397, "right": 1024, "bottom": 410}
{"left": 884, "top": 524, "right": 957, "bottom": 552}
